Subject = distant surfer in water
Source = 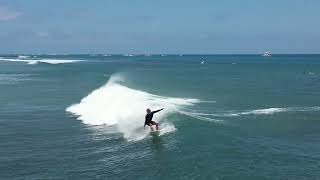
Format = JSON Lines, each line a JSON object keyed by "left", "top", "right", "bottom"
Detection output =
{"left": 144, "top": 108, "right": 164, "bottom": 131}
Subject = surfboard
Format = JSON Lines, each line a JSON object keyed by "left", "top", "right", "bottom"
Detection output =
{"left": 150, "top": 130, "right": 161, "bottom": 135}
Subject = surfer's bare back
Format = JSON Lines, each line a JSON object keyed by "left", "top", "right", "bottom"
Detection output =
{"left": 144, "top": 108, "right": 164, "bottom": 131}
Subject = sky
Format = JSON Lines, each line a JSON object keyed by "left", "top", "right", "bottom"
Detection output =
{"left": 0, "top": 0, "right": 319, "bottom": 54}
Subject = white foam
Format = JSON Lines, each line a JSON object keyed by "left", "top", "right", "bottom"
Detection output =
{"left": 34, "top": 59, "right": 83, "bottom": 64}
{"left": 0, "top": 58, "right": 83, "bottom": 64}
{"left": 241, "top": 108, "right": 286, "bottom": 115}
{"left": 158, "top": 123, "right": 176, "bottom": 136}
{"left": 66, "top": 74, "right": 200, "bottom": 141}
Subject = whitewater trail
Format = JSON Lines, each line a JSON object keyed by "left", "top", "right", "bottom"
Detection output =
{"left": 187, "top": 107, "right": 320, "bottom": 118}
{"left": 66, "top": 74, "right": 205, "bottom": 141}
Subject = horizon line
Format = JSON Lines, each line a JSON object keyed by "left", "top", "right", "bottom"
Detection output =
{"left": 1, "top": 53, "right": 320, "bottom": 56}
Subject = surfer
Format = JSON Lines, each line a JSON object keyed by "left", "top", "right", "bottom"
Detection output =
{"left": 144, "top": 108, "right": 164, "bottom": 131}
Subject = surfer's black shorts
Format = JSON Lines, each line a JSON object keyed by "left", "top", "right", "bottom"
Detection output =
{"left": 147, "top": 121, "right": 157, "bottom": 126}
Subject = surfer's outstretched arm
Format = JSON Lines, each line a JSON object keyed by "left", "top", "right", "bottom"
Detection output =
{"left": 152, "top": 108, "right": 164, "bottom": 114}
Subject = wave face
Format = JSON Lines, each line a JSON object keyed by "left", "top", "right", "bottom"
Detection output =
{"left": 0, "top": 58, "right": 82, "bottom": 64}
{"left": 66, "top": 74, "right": 200, "bottom": 141}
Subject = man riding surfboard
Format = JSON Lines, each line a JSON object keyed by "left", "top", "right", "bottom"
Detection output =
{"left": 144, "top": 108, "right": 164, "bottom": 131}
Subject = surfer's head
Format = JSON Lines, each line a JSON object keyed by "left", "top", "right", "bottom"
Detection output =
{"left": 146, "top": 108, "right": 151, "bottom": 113}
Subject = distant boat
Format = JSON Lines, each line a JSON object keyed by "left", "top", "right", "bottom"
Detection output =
{"left": 262, "top": 52, "right": 271, "bottom": 57}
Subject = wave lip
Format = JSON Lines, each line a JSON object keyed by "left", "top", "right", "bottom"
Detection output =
{"left": 66, "top": 74, "right": 200, "bottom": 141}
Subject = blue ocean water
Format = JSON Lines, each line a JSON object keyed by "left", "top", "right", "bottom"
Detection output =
{"left": 0, "top": 54, "right": 320, "bottom": 179}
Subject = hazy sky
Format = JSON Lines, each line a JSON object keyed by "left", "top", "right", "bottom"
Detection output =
{"left": 0, "top": 0, "right": 319, "bottom": 54}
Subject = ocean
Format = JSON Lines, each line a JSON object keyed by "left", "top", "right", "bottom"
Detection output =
{"left": 1, "top": 54, "right": 320, "bottom": 179}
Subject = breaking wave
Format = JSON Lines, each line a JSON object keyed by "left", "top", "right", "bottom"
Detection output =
{"left": 0, "top": 58, "right": 83, "bottom": 64}
{"left": 66, "top": 74, "right": 209, "bottom": 141}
